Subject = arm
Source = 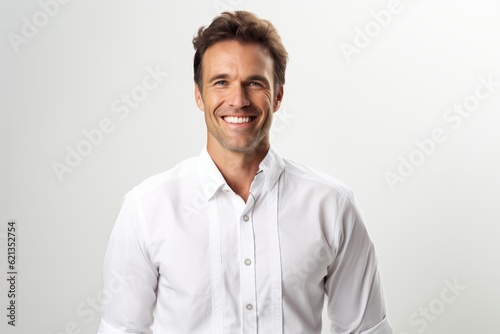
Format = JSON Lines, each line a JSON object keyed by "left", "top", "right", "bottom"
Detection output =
{"left": 98, "top": 193, "right": 159, "bottom": 334}
{"left": 324, "top": 194, "right": 392, "bottom": 334}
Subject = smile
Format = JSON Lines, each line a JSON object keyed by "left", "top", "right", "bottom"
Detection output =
{"left": 222, "top": 116, "right": 256, "bottom": 124}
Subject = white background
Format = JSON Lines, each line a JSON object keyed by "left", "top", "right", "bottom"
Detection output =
{"left": 1, "top": 0, "right": 500, "bottom": 333}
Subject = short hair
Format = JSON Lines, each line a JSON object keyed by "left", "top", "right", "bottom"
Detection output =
{"left": 192, "top": 11, "right": 288, "bottom": 94}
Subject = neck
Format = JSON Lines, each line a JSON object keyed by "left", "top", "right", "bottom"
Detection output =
{"left": 207, "top": 141, "right": 269, "bottom": 202}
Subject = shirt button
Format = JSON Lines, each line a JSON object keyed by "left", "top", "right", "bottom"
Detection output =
{"left": 246, "top": 304, "right": 253, "bottom": 310}
{"left": 243, "top": 215, "right": 249, "bottom": 222}
{"left": 244, "top": 258, "right": 252, "bottom": 266}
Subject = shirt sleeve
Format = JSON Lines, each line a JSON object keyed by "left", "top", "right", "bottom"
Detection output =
{"left": 324, "top": 194, "right": 393, "bottom": 334}
{"left": 97, "top": 193, "right": 159, "bottom": 334}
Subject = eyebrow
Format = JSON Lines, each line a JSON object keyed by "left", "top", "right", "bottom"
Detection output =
{"left": 207, "top": 73, "right": 230, "bottom": 83}
{"left": 247, "top": 75, "right": 271, "bottom": 87}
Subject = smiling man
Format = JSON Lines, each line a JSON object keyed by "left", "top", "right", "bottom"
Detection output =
{"left": 98, "top": 11, "right": 392, "bottom": 334}
{"left": 195, "top": 39, "right": 283, "bottom": 202}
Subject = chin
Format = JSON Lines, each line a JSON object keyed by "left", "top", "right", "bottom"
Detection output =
{"left": 218, "top": 139, "right": 256, "bottom": 152}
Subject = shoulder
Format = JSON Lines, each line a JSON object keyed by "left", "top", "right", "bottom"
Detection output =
{"left": 281, "top": 157, "right": 354, "bottom": 202}
{"left": 126, "top": 156, "right": 199, "bottom": 199}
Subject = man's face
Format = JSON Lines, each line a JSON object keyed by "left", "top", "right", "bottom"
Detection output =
{"left": 195, "top": 40, "right": 283, "bottom": 154}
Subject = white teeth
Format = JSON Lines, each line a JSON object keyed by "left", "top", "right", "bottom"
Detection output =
{"left": 224, "top": 116, "right": 252, "bottom": 124}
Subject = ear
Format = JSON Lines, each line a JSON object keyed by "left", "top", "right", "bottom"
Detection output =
{"left": 194, "top": 83, "right": 205, "bottom": 111}
{"left": 273, "top": 85, "right": 284, "bottom": 112}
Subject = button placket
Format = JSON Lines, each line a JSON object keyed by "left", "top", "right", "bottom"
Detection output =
{"left": 240, "top": 203, "right": 257, "bottom": 333}
{"left": 240, "top": 170, "right": 268, "bottom": 333}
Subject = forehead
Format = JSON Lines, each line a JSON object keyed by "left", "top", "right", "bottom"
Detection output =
{"left": 202, "top": 40, "right": 274, "bottom": 79}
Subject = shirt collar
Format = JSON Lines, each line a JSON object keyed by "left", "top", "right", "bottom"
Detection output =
{"left": 197, "top": 146, "right": 285, "bottom": 200}
{"left": 197, "top": 147, "right": 226, "bottom": 200}
{"left": 257, "top": 146, "right": 285, "bottom": 194}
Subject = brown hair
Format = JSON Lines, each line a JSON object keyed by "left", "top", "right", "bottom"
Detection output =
{"left": 192, "top": 11, "right": 288, "bottom": 94}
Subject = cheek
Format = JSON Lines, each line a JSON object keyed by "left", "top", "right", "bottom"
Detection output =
{"left": 206, "top": 93, "right": 226, "bottom": 111}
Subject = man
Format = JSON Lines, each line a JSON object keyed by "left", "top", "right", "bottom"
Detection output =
{"left": 98, "top": 11, "right": 392, "bottom": 334}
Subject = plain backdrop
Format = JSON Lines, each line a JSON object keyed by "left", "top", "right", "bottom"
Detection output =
{"left": 1, "top": 0, "right": 500, "bottom": 333}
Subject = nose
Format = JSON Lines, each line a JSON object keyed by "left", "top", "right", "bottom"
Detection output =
{"left": 227, "top": 84, "right": 250, "bottom": 109}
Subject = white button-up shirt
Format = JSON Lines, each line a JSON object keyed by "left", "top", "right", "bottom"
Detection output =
{"left": 98, "top": 147, "right": 392, "bottom": 334}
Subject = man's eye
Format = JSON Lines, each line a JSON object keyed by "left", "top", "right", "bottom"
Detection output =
{"left": 249, "top": 82, "right": 262, "bottom": 87}
{"left": 215, "top": 81, "right": 227, "bottom": 85}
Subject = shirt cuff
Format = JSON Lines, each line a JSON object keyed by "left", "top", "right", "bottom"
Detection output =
{"left": 359, "top": 316, "right": 393, "bottom": 334}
